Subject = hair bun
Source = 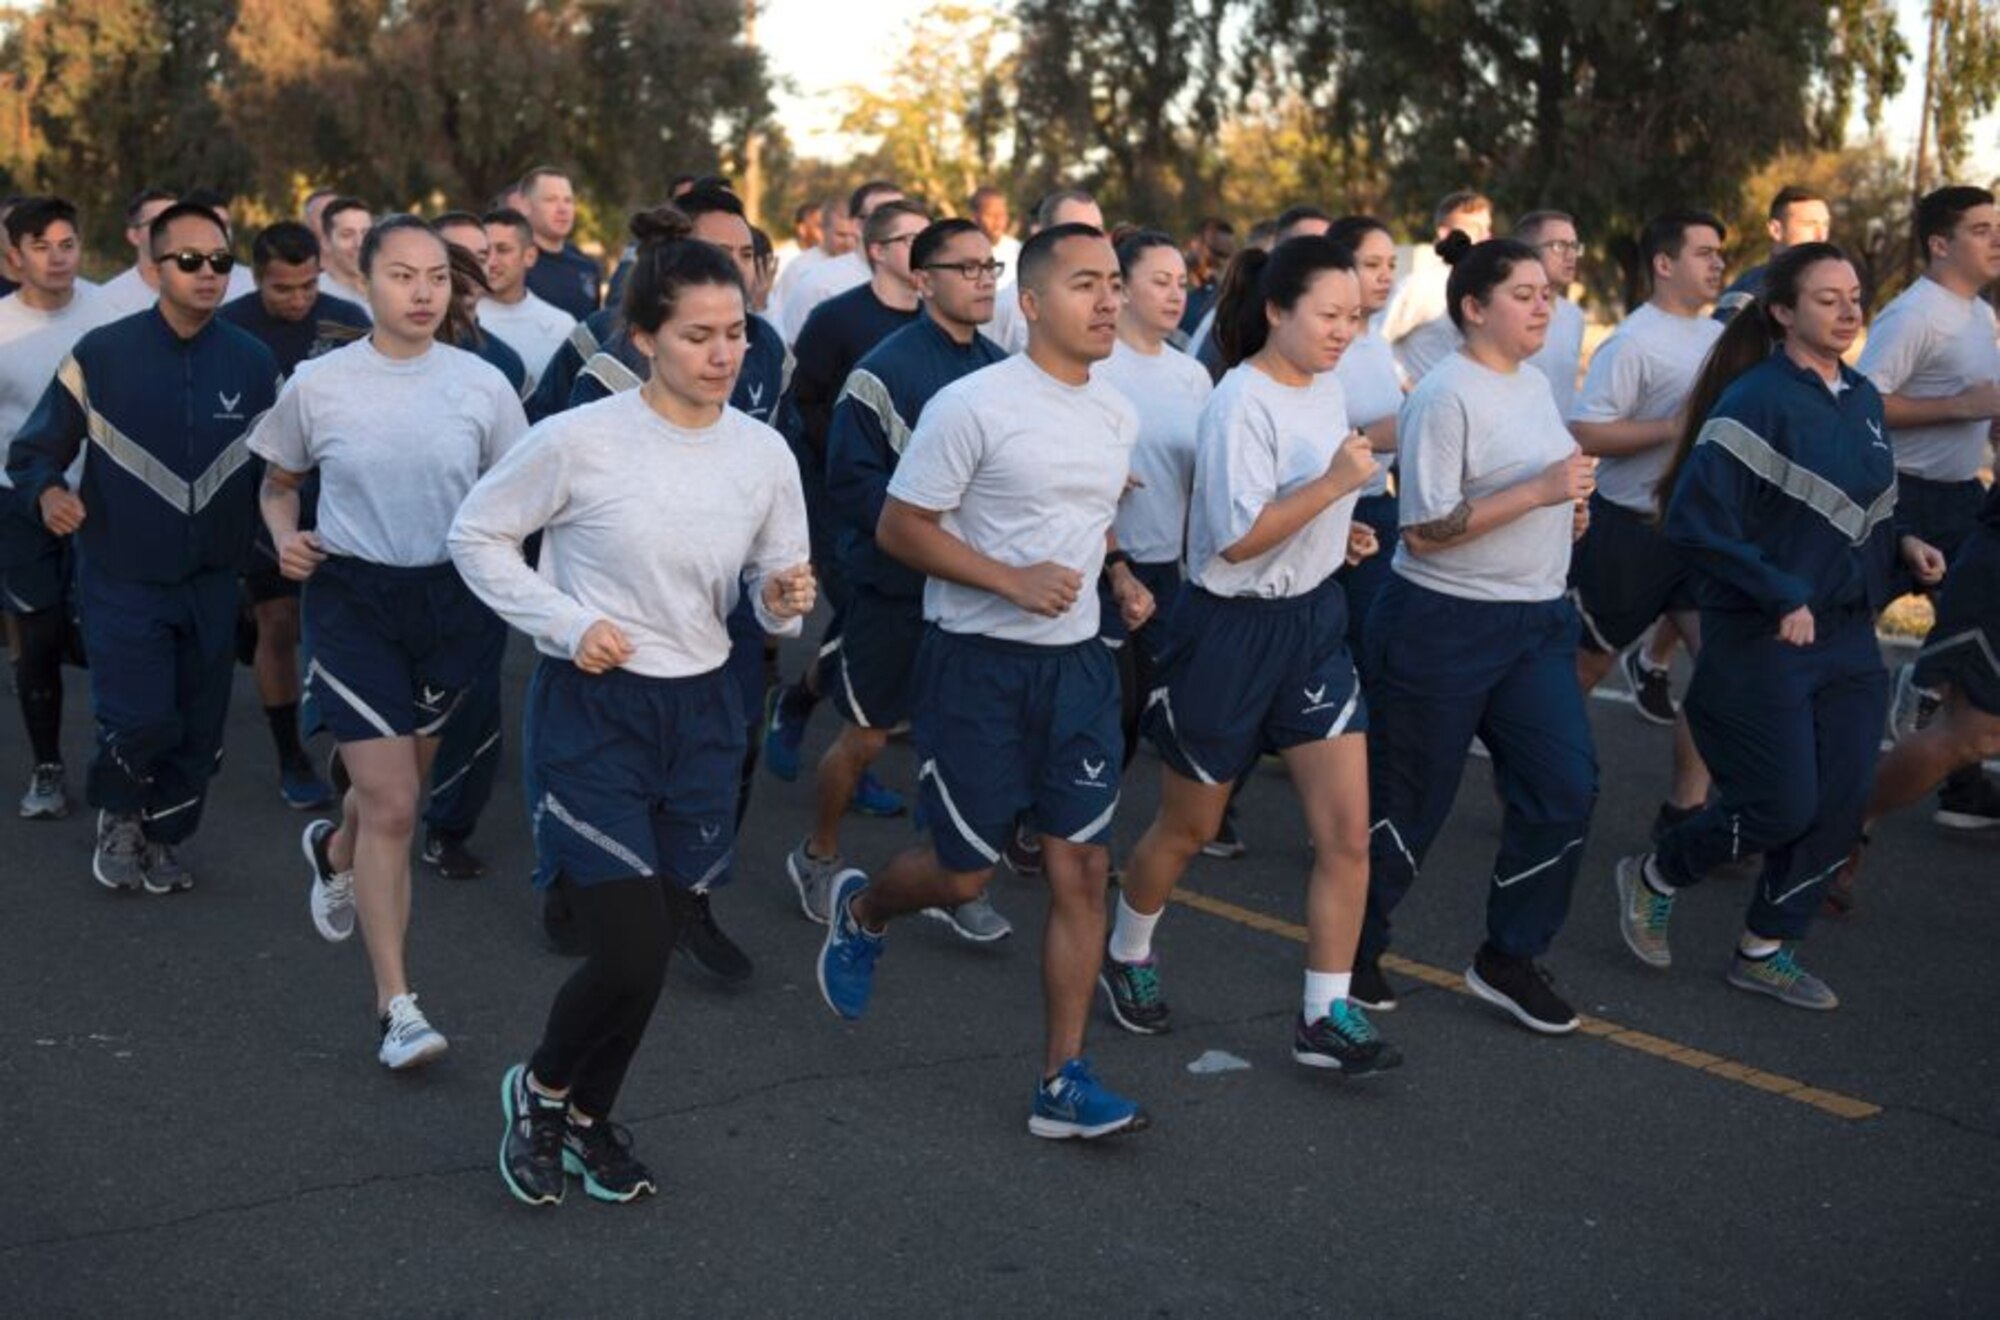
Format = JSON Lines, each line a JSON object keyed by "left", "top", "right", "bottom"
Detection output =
{"left": 1435, "top": 230, "right": 1475, "bottom": 265}
{"left": 629, "top": 205, "right": 692, "bottom": 248}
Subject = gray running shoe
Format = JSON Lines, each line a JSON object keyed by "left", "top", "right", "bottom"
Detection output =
{"left": 1614, "top": 854, "right": 1674, "bottom": 968}
{"left": 303, "top": 819, "right": 355, "bottom": 942}
{"left": 785, "top": 837, "right": 841, "bottom": 925}
{"left": 141, "top": 840, "right": 194, "bottom": 895}
{"left": 19, "top": 763, "right": 68, "bottom": 820}
{"left": 1726, "top": 944, "right": 1838, "bottom": 1011}
{"left": 923, "top": 891, "right": 1013, "bottom": 943}
{"left": 92, "top": 811, "right": 146, "bottom": 892}
{"left": 378, "top": 992, "right": 449, "bottom": 1069}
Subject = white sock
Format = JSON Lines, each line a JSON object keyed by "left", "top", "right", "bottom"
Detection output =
{"left": 1642, "top": 853, "right": 1676, "bottom": 896}
{"left": 1303, "top": 970, "right": 1351, "bottom": 1023}
{"left": 1739, "top": 932, "right": 1782, "bottom": 959}
{"left": 1108, "top": 895, "right": 1162, "bottom": 964}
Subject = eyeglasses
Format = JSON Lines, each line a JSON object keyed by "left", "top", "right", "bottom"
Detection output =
{"left": 1536, "top": 240, "right": 1582, "bottom": 256}
{"left": 922, "top": 259, "right": 1006, "bottom": 282}
{"left": 156, "top": 249, "right": 237, "bottom": 274}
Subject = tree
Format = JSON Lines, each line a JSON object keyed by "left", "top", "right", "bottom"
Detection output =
{"left": 1912, "top": 0, "right": 2000, "bottom": 190}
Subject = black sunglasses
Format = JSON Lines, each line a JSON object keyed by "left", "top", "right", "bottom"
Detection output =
{"left": 156, "top": 249, "right": 236, "bottom": 275}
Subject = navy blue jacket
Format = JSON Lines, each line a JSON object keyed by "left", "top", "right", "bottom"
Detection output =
{"left": 825, "top": 316, "right": 1006, "bottom": 598}
{"left": 525, "top": 242, "right": 602, "bottom": 321}
{"left": 220, "top": 291, "right": 369, "bottom": 377}
{"left": 527, "top": 311, "right": 614, "bottom": 421}
{"left": 565, "top": 313, "right": 791, "bottom": 429}
{"left": 1713, "top": 263, "right": 1768, "bottom": 323}
{"left": 7, "top": 307, "right": 280, "bottom": 583}
{"left": 1665, "top": 354, "right": 1900, "bottom": 621}
{"left": 785, "top": 283, "right": 919, "bottom": 457}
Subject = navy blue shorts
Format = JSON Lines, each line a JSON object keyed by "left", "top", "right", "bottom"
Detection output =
{"left": 1921, "top": 523, "right": 2000, "bottom": 717}
{"left": 831, "top": 587, "right": 924, "bottom": 729}
{"left": 912, "top": 628, "right": 1122, "bottom": 873}
{"left": 527, "top": 659, "right": 745, "bottom": 890}
{"left": 1144, "top": 578, "right": 1367, "bottom": 785}
{"left": 1568, "top": 494, "right": 1695, "bottom": 653}
{"left": 302, "top": 556, "right": 505, "bottom": 743}
{"left": 724, "top": 590, "right": 766, "bottom": 727}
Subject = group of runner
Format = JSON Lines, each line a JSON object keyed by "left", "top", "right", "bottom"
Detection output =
{"left": 2, "top": 166, "right": 1996, "bottom": 1208}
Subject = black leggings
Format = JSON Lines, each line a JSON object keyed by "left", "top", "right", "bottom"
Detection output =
{"left": 529, "top": 875, "right": 696, "bottom": 1119}
{"left": 11, "top": 607, "right": 68, "bottom": 766}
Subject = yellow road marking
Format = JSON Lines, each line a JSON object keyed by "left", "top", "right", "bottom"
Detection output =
{"left": 1169, "top": 884, "right": 1883, "bottom": 1121}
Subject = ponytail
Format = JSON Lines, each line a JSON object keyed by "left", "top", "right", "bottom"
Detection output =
{"left": 1213, "top": 234, "right": 1358, "bottom": 369}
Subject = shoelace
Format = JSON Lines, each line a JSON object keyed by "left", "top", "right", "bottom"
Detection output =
{"left": 570, "top": 1119, "right": 639, "bottom": 1166}
{"left": 1328, "top": 1001, "right": 1378, "bottom": 1044}
{"left": 1757, "top": 946, "right": 1804, "bottom": 986}
{"left": 1641, "top": 887, "right": 1675, "bottom": 933}
{"left": 386, "top": 998, "right": 432, "bottom": 1044}
{"left": 104, "top": 819, "right": 144, "bottom": 857}
{"left": 30, "top": 765, "right": 61, "bottom": 795}
{"left": 1121, "top": 961, "right": 1162, "bottom": 1007}
{"left": 324, "top": 871, "right": 355, "bottom": 907}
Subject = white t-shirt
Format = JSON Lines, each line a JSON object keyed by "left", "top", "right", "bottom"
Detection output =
{"left": 782, "top": 252, "right": 868, "bottom": 343}
{"left": 1381, "top": 253, "right": 1449, "bottom": 346}
{"left": 1189, "top": 364, "right": 1358, "bottom": 599}
{"left": 1395, "top": 315, "right": 1462, "bottom": 387}
{"left": 987, "top": 278, "right": 1030, "bottom": 355}
{"left": 1334, "top": 329, "right": 1403, "bottom": 499}
{"left": 318, "top": 271, "right": 371, "bottom": 313}
{"left": 248, "top": 338, "right": 528, "bottom": 566}
{"left": 477, "top": 291, "right": 576, "bottom": 388}
{"left": 888, "top": 354, "right": 1137, "bottom": 645}
{"left": 1570, "top": 302, "right": 1723, "bottom": 512}
{"left": 1857, "top": 275, "right": 2000, "bottom": 482}
{"left": 0, "top": 288, "right": 118, "bottom": 488}
{"left": 449, "top": 391, "right": 808, "bottom": 678}
{"left": 93, "top": 266, "right": 157, "bottom": 321}
{"left": 1526, "top": 297, "right": 1586, "bottom": 420}
{"left": 1393, "top": 352, "right": 1575, "bottom": 603}
{"left": 1097, "top": 337, "right": 1212, "bottom": 564}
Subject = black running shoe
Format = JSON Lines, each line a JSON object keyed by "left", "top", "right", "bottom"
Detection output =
{"left": 421, "top": 829, "right": 486, "bottom": 880}
{"left": 1350, "top": 955, "right": 1398, "bottom": 1012}
{"left": 1935, "top": 770, "right": 2000, "bottom": 831}
{"left": 1293, "top": 1001, "right": 1403, "bottom": 1076}
{"left": 1621, "top": 647, "right": 1679, "bottom": 725}
{"left": 1465, "top": 943, "right": 1579, "bottom": 1035}
{"left": 498, "top": 1063, "right": 567, "bottom": 1207}
{"left": 563, "top": 1118, "right": 658, "bottom": 1203}
{"left": 678, "top": 892, "right": 753, "bottom": 983}
{"left": 1099, "top": 954, "right": 1172, "bottom": 1035}
{"left": 542, "top": 888, "right": 586, "bottom": 958}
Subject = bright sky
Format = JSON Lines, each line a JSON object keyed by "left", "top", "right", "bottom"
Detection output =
{"left": 758, "top": 0, "right": 1999, "bottom": 178}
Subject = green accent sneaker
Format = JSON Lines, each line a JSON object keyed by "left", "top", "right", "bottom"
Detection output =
{"left": 1614, "top": 854, "right": 1674, "bottom": 969}
{"left": 1726, "top": 944, "right": 1838, "bottom": 1011}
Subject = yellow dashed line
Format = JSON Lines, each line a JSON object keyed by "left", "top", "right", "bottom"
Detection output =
{"left": 1170, "top": 884, "right": 1883, "bottom": 1121}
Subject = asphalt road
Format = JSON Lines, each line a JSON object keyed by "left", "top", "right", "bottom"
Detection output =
{"left": 2, "top": 630, "right": 1995, "bottom": 1318}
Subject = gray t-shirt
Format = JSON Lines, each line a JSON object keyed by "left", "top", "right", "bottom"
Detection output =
{"left": 1527, "top": 297, "right": 1586, "bottom": 421}
{"left": 1393, "top": 352, "right": 1574, "bottom": 603}
{"left": 0, "top": 288, "right": 117, "bottom": 488}
{"left": 1098, "top": 337, "right": 1212, "bottom": 564}
{"left": 249, "top": 338, "right": 528, "bottom": 566}
{"left": 477, "top": 291, "right": 576, "bottom": 388}
{"left": 1857, "top": 275, "right": 2000, "bottom": 482}
{"left": 1189, "top": 363, "right": 1358, "bottom": 599}
{"left": 1570, "top": 302, "right": 1722, "bottom": 512}
{"left": 449, "top": 390, "right": 808, "bottom": 678}
{"left": 888, "top": 353, "right": 1137, "bottom": 645}
{"left": 1334, "top": 328, "right": 1403, "bottom": 499}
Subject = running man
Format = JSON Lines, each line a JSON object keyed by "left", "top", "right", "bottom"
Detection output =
{"left": 518, "top": 166, "right": 602, "bottom": 319}
{"left": 480, "top": 207, "right": 577, "bottom": 388}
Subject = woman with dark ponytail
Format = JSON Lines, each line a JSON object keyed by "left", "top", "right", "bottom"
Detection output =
{"left": 1357, "top": 233, "right": 1600, "bottom": 1036}
{"left": 1611, "top": 242, "right": 1944, "bottom": 1009}
{"left": 1105, "top": 235, "right": 1400, "bottom": 1076}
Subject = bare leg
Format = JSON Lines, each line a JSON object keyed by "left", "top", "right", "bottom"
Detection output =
{"left": 809, "top": 725, "right": 890, "bottom": 857}
{"left": 1283, "top": 735, "right": 1372, "bottom": 973}
{"left": 1866, "top": 690, "right": 2000, "bottom": 824}
{"left": 1665, "top": 610, "right": 1711, "bottom": 810}
{"left": 1040, "top": 836, "right": 1111, "bottom": 1075}
{"left": 252, "top": 597, "right": 303, "bottom": 707}
{"left": 336, "top": 735, "right": 440, "bottom": 1012}
{"left": 1120, "top": 766, "right": 1232, "bottom": 917}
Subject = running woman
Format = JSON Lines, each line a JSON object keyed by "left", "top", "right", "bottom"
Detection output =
{"left": 1327, "top": 215, "right": 1403, "bottom": 661}
{"left": 0, "top": 196, "right": 117, "bottom": 820}
{"left": 451, "top": 229, "right": 812, "bottom": 1207}
{"left": 787, "top": 218, "right": 1010, "bottom": 940}
{"left": 1357, "top": 234, "right": 1599, "bottom": 1034}
{"left": 251, "top": 216, "right": 528, "bottom": 1069}
{"left": 815, "top": 223, "right": 1157, "bottom": 1140}
{"left": 1613, "top": 243, "right": 1946, "bottom": 1007}
{"left": 8, "top": 202, "right": 280, "bottom": 892}
{"left": 1106, "top": 235, "right": 1401, "bottom": 1074}
{"left": 1857, "top": 185, "right": 2000, "bottom": 830}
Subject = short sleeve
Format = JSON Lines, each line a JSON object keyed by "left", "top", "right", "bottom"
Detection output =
{"left": 1855, "top": 299, "right": 1929, "bottom": 397}
{"left": 1569, "top": 330, "right": 1645, "bottom": 424}
{"left": 886, "top": 385, "right": 982, "bottom": 513}
{"left": 247, "top": 374, "right": 316, "bottom": 474}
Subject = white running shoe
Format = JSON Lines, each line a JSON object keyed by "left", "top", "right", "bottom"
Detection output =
{"left": 303, "top": 819, "right": 355, "bottom": 942}
{"left": 378, "top": 992, "right": 449, "bottom": 1069}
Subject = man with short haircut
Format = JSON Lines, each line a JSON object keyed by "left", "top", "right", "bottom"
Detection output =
{"left": 1860, "top": 184, "right": 2000, "bottom": 829}
{"left": 1715, "top": 185, "right": 1833, "bottom": 321}
{"left": 318, "top": 196, "right": 373, "bottom": 307}
{"left": 220, "top": 221, "right": 369, "bottom": 811}
{"left": 95, "top": 188, "right": 179, "bottom": 319}
{"left": 1568, "top": 209, "right": 1727, "bottom": 836}
{"left": 816, "top": 222, "right": 1154, "bottom": 1140}
{"left": 478, "top": 207, "right": 576, "bottom": 388}
{"left": 302, "top": 188, "right": 338, "bottom": 237}
{"left": 780, "top": 180, "right": 906, "bottom": 342}
{"left": 787, "top": 217, "right": 1012, "bottom": 941}
{"left": 968, "top": 185, "right": 1021, "bottom": 269}
{"left": 771, "top": 197, "right": 847, "bottom": 334}
{"left": 8, "top": 202, "right": 280, "bottom": 893}
{"left": 1381, "top": 189, "right": 1495, "bottom": 380}
{"left": 989, "top": 187, "right": 1106, "bottom": 354}
{"left": 1517, "top": 209, "right": 1588, "bottom": 417}
{"left": 0, "top": 196, "right": 119, "bottom": 819}
{"left": 518, "top": 166, "right": 601, "bottom": 319}
{"left": 180, "top": 189, "right": 259, "bottom": 302}
{"left": 1188, "top": 202, "right": 1324, "bottom": 377}
{"left": 1181, "top": 216, "right": 1236, "bottom": 336}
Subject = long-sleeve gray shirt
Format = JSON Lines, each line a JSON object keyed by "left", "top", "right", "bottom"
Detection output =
{"left": 449, "top": 390, "right": 809, "bottom": 678}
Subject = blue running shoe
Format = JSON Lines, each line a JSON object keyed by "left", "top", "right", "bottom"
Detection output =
{"left": 817, "top": 869, "right": 884, "bottom": 1020}
{"left": 1028, "top": 1057, "right": 1150, "bottom": 1140}
{"left": 280, "top": 763, "right": 335, "bottom": 811}
{"left": 848, "top": 770, "right": 907, "bottom": 818}
{"left": 762, "top": 683, "right": 806, "bottom": 783}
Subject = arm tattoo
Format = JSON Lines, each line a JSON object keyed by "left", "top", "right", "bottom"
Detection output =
{"left": 1411, "top": 499, "right": 1472, "bottom": 544}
